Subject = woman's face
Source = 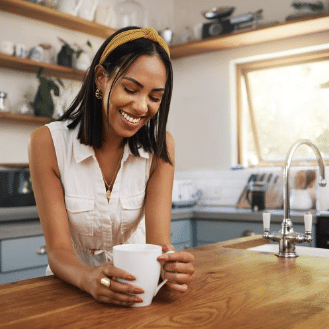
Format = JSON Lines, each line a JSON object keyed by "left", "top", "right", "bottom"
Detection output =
{"left": 98, "top": 54, "right": 167, "bottom": 139}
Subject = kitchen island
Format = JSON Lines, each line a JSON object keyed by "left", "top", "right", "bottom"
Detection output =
{"left": 1, "top": 236, "right": 329, "bottom": 328}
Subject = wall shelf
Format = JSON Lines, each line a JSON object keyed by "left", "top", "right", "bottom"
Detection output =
{"left": 0, "top": 53, "right": 86, "bottom": 81}
{"left": 170, "top": 13, "right": 329, "bottom": 59}
{"left": 1, "top": 0, "right": 329, "bottom": 60}
{"left": 0, "top": 112, "right": 50, "bottom": 124}
{"left": 0, "top": 0, "right": 116, "bottom": 39}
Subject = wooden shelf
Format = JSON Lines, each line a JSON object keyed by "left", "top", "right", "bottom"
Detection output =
{"left": 0, "top": 53, "right": 86, "bottom": 81}
{"left": 0, "top": 0, "right": 116, "bottom": 39}
{"left": 2, "top": 0, "right": 329, "bottom": 61}
{"left": 170, "top": 13, "right": 329, "bottom": 59}
{"left": 0, "top": 112, "right": 50, "bottom": 124}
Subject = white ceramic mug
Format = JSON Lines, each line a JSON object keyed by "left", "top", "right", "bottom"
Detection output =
{"left": 1, "top": 41, "right": 14, "bottom": 56}
{"left": 113, "top": 244, "right": 172, "bottom": 307}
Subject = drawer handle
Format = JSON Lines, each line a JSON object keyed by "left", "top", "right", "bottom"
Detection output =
{"left": 36, "top": 245, "right": 47, "bottom": 255}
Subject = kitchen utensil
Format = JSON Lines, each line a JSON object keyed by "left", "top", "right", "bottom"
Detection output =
{"left": 0, "top": 91, "right": 8, "bottom": 112}
{"left": 236, "top": 172, "right": 283, "bottom": 209}
{"left": 246, "top": 181, "right": 266, "bottom": 211}
{"left": 294, "top": 170, "right": 307, "bottom": 189}
{"left": 113, "top": 244, "right": 172, "bottom": 307}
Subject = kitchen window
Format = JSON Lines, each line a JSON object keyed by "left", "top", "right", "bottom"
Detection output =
{"left": 235, "top": 47, "right": 329, "bottom": 167}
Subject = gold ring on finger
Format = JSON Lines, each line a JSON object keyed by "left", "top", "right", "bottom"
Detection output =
{"left": 100, "top": 277, "right": 111, "bottom": 288}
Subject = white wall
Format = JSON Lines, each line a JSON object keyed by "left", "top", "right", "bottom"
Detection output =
{"left": 168, "top": 0, "right": 329, "bottom": 171}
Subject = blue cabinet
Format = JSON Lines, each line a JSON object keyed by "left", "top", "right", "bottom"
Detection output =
{"left": 195, "top": 219, "right": 315, "bottom": 247}
{"left": 170, "top": 219, "right": 192, "bottom": 250}
{"left": 0, "top": 235, "right": 47, "bottom": 284}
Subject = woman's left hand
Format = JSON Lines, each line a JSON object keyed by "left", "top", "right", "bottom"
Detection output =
{"left": 157, "top": 245, "right": 195, "bottom": 292}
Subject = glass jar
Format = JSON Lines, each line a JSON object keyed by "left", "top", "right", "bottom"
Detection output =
{"left": 115, "top": 0, "right": 144, "bottom": 28}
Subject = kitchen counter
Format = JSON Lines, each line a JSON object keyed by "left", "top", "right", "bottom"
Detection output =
{"left": 173, "top": 205, "right": 316, "bottom": 224}
{"left": 0, "top": 205, "right": 316, "bottom": 241}
{"left": 1, "top": 236, "right": 329, "bottom": 328}
{"left": 0, "top": 205, "right": 38, "bottom": 222}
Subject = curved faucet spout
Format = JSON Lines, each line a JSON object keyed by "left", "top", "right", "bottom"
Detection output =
{"left": 284, "top": 139, "right": 326, "bottom": 220}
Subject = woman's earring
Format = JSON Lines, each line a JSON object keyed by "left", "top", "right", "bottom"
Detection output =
{"left": 95, "top": 88, "right": 103, "bottom": 100}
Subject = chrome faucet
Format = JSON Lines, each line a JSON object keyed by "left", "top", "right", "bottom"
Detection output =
{"left": 262, "top": 139, "right": 326, "bottom": 258}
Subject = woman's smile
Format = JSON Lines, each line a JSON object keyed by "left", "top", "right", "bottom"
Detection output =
{"left": 119, "top": 110, "right": 142, "bottom": 125}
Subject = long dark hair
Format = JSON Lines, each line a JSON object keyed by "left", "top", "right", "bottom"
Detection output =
{"left": 59, "top": 26, "right": 173, "bottom": 164}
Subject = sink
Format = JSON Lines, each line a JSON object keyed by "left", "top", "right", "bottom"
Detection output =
{"left": 248, "top": 244, "right": 329, "bottom": 258}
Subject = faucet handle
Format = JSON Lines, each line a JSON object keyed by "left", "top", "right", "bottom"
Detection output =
{"left": 304, "top": 213, "right": 312, "bottom": 233}
{"left": 263, "top": 212, "right": 271, "bottom": 231}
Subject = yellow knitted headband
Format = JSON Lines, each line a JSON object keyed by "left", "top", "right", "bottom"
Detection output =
{"left": 99, "top": 27, "right": 170, "bottom": 64}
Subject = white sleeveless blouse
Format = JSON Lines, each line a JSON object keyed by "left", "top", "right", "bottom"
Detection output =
{"left": 46, "top": 121, "right": 152, "bottom": 269}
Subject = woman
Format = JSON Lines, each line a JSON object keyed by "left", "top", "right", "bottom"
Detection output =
{"left": 28, "top": 26, "right": 194, "bottom": 306}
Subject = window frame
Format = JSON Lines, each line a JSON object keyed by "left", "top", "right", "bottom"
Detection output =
{"left": 235, "top": 48, "right": 329, "bottom": 167}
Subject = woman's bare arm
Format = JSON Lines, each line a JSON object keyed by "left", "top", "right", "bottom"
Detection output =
{"left": 28, "top": 127, "right": 142, "bottom": 305}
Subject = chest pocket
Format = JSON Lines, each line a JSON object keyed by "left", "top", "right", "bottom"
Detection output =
{"left": 65, "top": 195, "right": 94, "bottom": 236}
{"left": 120, "top": 190, "right": 145, "bottom": 225}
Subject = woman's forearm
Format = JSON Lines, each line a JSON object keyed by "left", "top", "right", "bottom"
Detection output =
{"left": 47, "top": 248, "right": 93, "bottom": 292}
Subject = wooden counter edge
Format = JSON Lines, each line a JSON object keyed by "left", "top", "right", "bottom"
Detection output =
{"left": 212, "top": 235, "right": 269, "bottom": 249}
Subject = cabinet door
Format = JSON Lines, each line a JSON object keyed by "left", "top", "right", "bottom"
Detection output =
{"left": 195, "top": 220, "right": 315, "bottom": 247}
{"left": 171, "top": 220, "right": 192, "bottom": 250}
{"left": 0, "top": 266, "right": 47, "bottom": 285}
{"left": 1, "top": 235, "right": 47, "bottom": 272}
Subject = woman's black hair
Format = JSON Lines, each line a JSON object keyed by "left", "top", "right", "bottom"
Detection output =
{"left": 59, "top": 26, "right": 173, "bottom": 165}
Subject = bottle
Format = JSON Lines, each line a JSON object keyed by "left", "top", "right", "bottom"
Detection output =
{"left": 0, "top": 91, "right": 8, "bottom": 112}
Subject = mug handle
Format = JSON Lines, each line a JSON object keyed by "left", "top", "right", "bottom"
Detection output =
{"left": 154, "top": 250, "right": 175, "bottom": 296}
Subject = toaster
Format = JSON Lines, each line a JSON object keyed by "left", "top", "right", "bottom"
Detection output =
{"left": 172, "top": 179, "right": 201, "bottom": 208}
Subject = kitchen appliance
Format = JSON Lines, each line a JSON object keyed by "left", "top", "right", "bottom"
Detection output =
{"left": 201, "top": 6, "right": 263, "bottom": 39}
{"left": 316, "top": 213, "right": 329, "bottom": 248}
{"left": 0, "top": 166, "right": 36, "bottom": 207}
{"left": 172, "top": 179, "right": 201, "bottom": 208}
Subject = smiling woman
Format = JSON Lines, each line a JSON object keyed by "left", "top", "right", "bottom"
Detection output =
{"left": 93, "top": 55, "right": 167, "bottom": 140}
{"left": 28, "top": 26, "right": 194, "bottom": 307}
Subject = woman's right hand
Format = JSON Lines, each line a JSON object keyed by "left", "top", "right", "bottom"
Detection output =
{"left": 83, "top": 262, "right": 145, "bottom": 306}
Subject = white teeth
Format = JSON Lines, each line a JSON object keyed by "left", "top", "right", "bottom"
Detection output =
{"left": 120, "top": 111, "right": 141, "bottom": 124}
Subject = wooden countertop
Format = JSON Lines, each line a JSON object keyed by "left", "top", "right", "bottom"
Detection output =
{"left": 1, "top": 236, "right": 329, "bottom": 328}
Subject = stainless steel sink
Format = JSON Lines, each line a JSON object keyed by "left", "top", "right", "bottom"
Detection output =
{"left": 248, "top": 244, "right": 329, "bottom": 258}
